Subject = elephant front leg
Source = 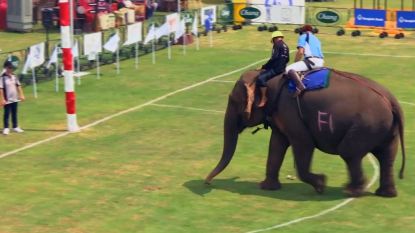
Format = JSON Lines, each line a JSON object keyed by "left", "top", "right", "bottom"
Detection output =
{"left": 260, "top": 130, "right": 289, "bottom": 190}
{"left": 292, "top": 143, "right": 326, "bottom": 194}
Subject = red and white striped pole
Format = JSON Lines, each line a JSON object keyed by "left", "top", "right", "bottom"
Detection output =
{"left": 59, "top": 0, "right": 80, "bottom": 132}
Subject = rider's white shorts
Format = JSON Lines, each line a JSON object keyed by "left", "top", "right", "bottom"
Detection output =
{"left": 285, "top": 58, "right": 325, "bottom": 73}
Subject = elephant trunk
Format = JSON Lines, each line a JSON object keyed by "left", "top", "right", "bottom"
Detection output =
{"left": 205, "top": 101, "right": 239, "bottom": 184}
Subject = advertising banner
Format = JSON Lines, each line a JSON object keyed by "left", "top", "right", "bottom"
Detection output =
{"left": 246, "top": 5, "right": 304, "bottom": 24}
{"left": 396, "top": 11, "right": 415, "bottom": 29}
{"left": 250, "top": 0, "right": 305, "bottom": 6}
{"left": 354, "top": 9, "right": 386, "bottom": 27}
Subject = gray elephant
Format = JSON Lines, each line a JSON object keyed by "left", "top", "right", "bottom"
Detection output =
{"left": 205, "top": 69, "right": 406, "bottom": 197}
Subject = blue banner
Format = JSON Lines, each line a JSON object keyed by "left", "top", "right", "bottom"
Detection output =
{"left": 397, "top": 11, "right": 415, "bottom": 28}
{"left": 354, "top": 9, "right": 386, "bottom": 27}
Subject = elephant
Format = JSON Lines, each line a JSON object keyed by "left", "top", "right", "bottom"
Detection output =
{"left": 205, "top": 69, "right": 406, "bottom": 197}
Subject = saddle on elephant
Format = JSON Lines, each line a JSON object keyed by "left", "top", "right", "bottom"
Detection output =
{"left": 244, "top": 68, "right": 331, "bottom": 118}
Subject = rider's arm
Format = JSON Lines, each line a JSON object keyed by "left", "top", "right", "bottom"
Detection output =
{"left": 295, "top": 47, "right": 304, "bottom": 62}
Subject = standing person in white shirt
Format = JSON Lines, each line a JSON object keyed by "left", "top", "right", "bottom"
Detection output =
{"left": 0, "top": 61, "right": 25, "bottom": 135}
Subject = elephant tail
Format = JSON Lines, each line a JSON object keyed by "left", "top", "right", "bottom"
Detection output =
{"left": 393, "top": 103, "right": 406, "bottom": 179}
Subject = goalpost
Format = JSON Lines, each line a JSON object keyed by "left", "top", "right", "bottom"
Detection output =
{"left": 59, "top": 0, "right": 80, "bottom": 132}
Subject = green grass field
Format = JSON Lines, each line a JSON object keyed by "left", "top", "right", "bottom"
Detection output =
{"left": 1, "top": 17, "right": 415, "bottom": 233}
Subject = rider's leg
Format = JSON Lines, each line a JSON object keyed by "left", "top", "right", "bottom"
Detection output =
{"left": 256, "top": 70, "right": 275, "bottom": 107}
{"left": 285, "top": 61, "right": 308, "bottom": 97}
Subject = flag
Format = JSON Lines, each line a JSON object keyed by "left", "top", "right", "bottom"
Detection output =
{"left": 104, "top": 32, "right": 120, "bottom": 53}
{"left": 124, "top": 22, "right": 142, "bottom": 46}
{"left": 21, "top": 55, "right": 31, "bottom": 74}
{"left": 47, "top": 46, "right": 59, "bottom": 69}
{"left": 192, "top": 14, "right": 199, "bottom": 36}
{"left": 144, "top": 24, "right": 156, "bottom": 45}
{"left": 22, "top": 42, "right": 45, "bottom": 74}
{"left": 72, "top": 40, "right": 79, "bottom": 58}
{"left": 175, "top": 19, "right": 186, "bottom": 40}
{"left": 29, "top": 42, "right": 45, "bottom": 69}
{"left": 155, "top": 22, "right": 170, "bottom": 40}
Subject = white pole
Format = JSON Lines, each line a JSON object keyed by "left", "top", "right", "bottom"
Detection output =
{"left": 168, "top": 40, "right": 171, "bottom": 60}
{"left": 196, "top": 34, "right": 200, "bottom": 50}
{"left": 55, "top": 45, "right": 59, "bottom": 92}
{"left": 31, "top": 68, "right": 38, "bottom": 98}
{"left": 116, "top": 30, "right": 120, "bottom": 74}
{"left": 75, "top": 40, "right": 81, "bottom": 85}
{"left": 96, "top": 53, "right": 100, "bottom": 79}
{"left": 152, "top": 25, "right": 156, "bottom": 64}
{"left": 209, "top": 30, "right": 213, "bottom": 47}
{"left": 116, "top": 47, "right": 120, "bottom": 74}
{"left": 55, "top": 63, "right": 59, "bottom": 92}
{"left": 183, "top": 32, "right": 186, "bottom": 55}
{"left": 135, "top": 42, "right": 139, "bottom": 69}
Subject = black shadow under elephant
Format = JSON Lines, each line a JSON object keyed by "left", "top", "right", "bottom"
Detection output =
{"left": 205, "top": 69, "right": 406, "bottom": 197}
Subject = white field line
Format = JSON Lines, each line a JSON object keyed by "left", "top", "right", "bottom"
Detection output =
{"left": 246, "top": 156, "right": 379, "bottom": 233}
{"left": 400, "top": 101, "right": 415, "bottom": 106}
{"left": 210, "top": 80, "right": 235, "bottom": 83}
{"left": 0, "top": 59, "right": 267, "bottom": 160}
{"left": 325, "top": 51, "right": 415, "bottom": 58}
{"left": 150, "top": 104, "right": 224, "bottom": 114}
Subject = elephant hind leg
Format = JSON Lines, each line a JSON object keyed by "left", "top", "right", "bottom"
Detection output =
{"left": 372, "top": 137, "right": 399, "bottom": 197}
{"left": 340, "top": 155, "right": 366, "bottom": 197}
{"left": 337, "top": 127, "right": 369, "bottom": 197}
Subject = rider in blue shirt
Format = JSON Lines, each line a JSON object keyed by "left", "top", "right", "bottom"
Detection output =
{"left": 286, "top": 24, "right": 325, "bottom": 96}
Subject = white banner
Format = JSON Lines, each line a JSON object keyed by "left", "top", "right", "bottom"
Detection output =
{"left": 251, "top": 5, "right": 305, "bottom": 24}
{"left": 166, "top": 13, "right": 180, "bottom": 33}
{"left": 156, "top": 22, "right": 170, "bottom": 39}
{"left": 124, "top": 22, "right": 143, "bottom": 46}
{"left": 104, "top": 32, "right": 120, "bottom": 53}
{"left": 144, "top": 24, "right": 156, "bottom": 45}
{"left": 250, "top": 0, "right": 305, "bottom": 6}
{"left": 201, "top": 6, "right": 217, "bottom": 24}
{"left": 72, "top": 40, "right": 79, "bottom": 58}
{"left": 47, "top": 46, "right": 59, "bottom": 69}
{"left": 84, "top": 32, "right": 103, "bottom": 56}
{"left": 29, "top": 42, "right": 45, "bottom": 69}
{"left": 175, "top": 19, "right": 186, "bottom": 39}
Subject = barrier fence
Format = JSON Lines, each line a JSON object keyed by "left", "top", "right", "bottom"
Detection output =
{"left": 1, "top": 4, "right": 414, "bottom": 87}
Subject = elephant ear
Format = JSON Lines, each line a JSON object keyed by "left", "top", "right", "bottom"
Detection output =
{"left": 241, "top": 70, "right": 260, "bottom": 119}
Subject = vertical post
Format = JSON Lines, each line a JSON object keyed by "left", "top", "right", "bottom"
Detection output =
{"left": 31, "top": 68, "right": 38, "bottom": 98}
{"left": 385, "top": 0, "right": 388, "bottom": 10}
{"left": 354, "top": 0, "right": 356, "bottom": 8}
{"left": 360, "top": 0, "right": 363, "bottom": 8}
{"left": 135, "top": 42, "right": 139, "bottom": 69}
{"left": 401, "top": 0, "right": 404, "bottom": 10}
{"left": 59, "top": 0, "right": 80, "bottom": 132}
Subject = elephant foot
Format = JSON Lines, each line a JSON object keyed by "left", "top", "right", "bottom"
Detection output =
{"left": 343, "top": 184, "right": 365, "bottom": 197}
{"left": 312, "top": 174, "right": 327, "bottom": 194}
{"left": 375, "top": 186, "right": 397, "bottom": 198}
{"left": 260, "top": 179, "right": 281, "bottom": 191}
{"left": 343, "top": 179, "right": 367, "bottom": 197}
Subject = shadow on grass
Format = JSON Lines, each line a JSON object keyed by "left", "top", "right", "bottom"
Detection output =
{"left": 183, "top": 177, "right": 356, "bottom": 201}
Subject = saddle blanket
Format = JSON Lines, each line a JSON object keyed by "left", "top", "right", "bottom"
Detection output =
{"left": 288, "top": 68, "right": 330, "bottom": 92}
